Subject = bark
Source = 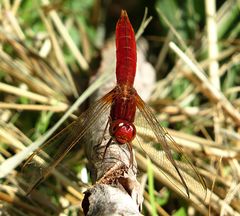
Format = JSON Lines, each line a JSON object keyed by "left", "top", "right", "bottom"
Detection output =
{"left": 82, "top": 38, "right": 155, "bottom": 216}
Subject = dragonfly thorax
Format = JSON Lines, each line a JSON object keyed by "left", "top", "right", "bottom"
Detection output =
{"left": 110, "top": 119, "right": 136, "bottom": 144}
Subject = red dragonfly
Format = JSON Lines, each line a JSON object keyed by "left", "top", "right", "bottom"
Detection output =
{"left": 24, "top": 10, "right": 206, "bottom": 200}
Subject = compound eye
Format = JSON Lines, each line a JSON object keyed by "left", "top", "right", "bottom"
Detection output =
{"left": 110, "top": 120, "right": 136, "bottom": 144}
{"left": 111, "top": 121, "right": 123, "bottom": 133}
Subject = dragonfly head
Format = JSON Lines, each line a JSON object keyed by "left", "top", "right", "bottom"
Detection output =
{"left": 110, "top": 119, "right": 136, "bottom": 144}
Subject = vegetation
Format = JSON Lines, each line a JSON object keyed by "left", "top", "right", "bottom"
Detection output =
{"left": 0, "top": 0, "right": 240, "bottom": 215}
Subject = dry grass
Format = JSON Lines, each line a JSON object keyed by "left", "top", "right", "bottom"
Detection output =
{"left": 0, "top": 1, "right": 240, "bottom": 216}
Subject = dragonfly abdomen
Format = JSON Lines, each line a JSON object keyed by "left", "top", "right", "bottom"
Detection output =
{"left": 116, "top": 10, "right": 136, "bottom": 87}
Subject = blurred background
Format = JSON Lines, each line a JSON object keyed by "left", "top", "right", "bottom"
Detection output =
{"left": 0, "top": 0, "right": 240, "bottom": 215}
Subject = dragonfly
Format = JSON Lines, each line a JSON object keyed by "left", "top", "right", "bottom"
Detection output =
{"left": 23, "top": 10, "right": 206, "bottom": 200}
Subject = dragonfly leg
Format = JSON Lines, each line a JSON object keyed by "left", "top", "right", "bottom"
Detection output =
{"left": 126, "top": 142, "right": 133, "bottom": 168}
{"left": 102, "top": 138, "right": 113, "bottom": 163}
{"left": 93, "top": 119, "right": 110, "bottom": 154}
{"left": 95, "top": 119, "right": 109, "bottom": 146}
{"left": 101, "top": 118, "right": 110, "bottom": 142}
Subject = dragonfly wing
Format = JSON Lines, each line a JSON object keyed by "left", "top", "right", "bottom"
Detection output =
{"left": 22, "top": 90, "right": 114, "bottom": 194}
{"left": 134, "top": 92, "right": 207, "bottom": 200}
